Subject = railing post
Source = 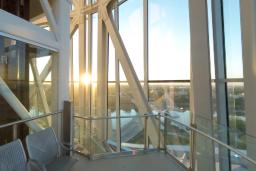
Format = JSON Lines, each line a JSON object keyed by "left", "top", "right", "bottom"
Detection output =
{"left": 190, "top": 123, "right": 197, "bottom": 171}
{"left": 12, "top": 124, "right": 18, "bottom": 140}
{"left": 164, "top": 113, "right": 167, "bottom": 154}
{"left": 63, "top": 101, "right": 73, "bottom": 155}
{"left": 144, "top": 114, "right": 148, "bottom": 150}
{"left": 158, "top": 112, "right": 161, "bottom": 150}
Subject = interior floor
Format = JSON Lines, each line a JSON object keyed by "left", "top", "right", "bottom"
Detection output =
{"left": 71, "top": 152, "right": 187, "bottom": 171}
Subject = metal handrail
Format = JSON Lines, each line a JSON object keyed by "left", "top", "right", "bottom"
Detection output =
{"left": 0, "top": 111, "right": 62, "bottom": 129}
{"left": 73, "top": 114, "right": 158, "bottom": 121}
{"left": 162, "top": 114, "right": 256, "bottom": 166}
{"left": 74, "top": 112, "right": 256, "bottom": 166}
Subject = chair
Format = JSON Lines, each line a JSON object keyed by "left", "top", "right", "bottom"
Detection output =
{"left": 0, "top": 139, "right": 27, "bottom": 171}
{"left": 26, "top": 127, "right": 77, "bottom": 171}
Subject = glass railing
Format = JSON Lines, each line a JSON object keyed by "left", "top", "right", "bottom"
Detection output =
{"left": 74, "top": 112, "right": 256, "bottom": 170}
{"left": 73, "top": 114, "right": 159, "bottom": 158}
{"left": 164, "top": 114, "right": 256, "bottom": 171}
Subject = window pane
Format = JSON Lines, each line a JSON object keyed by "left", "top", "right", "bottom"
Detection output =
{"left": 119, "top": 64, "right": 144, "bottom": 150}
{"left": 119, "top": 0, "right": 144, "bottom": 81}
{"left": 0, "top": 35, "right": 58, "bottom": 144}
{"left": 227, "top": 82, "right": 246, "bottom": 150}
{"left": 148, "top": 0, "right": 190, "bottom": 80}
{"left": 223, "top": 0, "right": 243, "bottom": 79}
{"left": 107, "top": 38, "right": 118, "bottom": 147}
{"left": 207, "top": 0, "right": 215, "bottom": 79}
{"left": 149, "top": 82, "right": 190, "bottom": 121}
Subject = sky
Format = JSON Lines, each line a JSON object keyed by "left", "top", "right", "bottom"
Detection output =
{"left": 71, "top": 0, "right": 244, "bottom": 82}
{"left": 117, "top": 0, "right": 190, "bottom": 81}
{"left": 222, "top": 0, "right": 243, "bottom": 79}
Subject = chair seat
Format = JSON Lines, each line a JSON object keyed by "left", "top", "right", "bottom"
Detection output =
{"left": 0, "top": 140, "right": 27, "bottom": 171}
{"left": 46, "top": 156, "right": 77, "bottom": 171}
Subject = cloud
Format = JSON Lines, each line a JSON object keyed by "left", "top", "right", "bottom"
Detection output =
{"left": 149, "top": 2, "right": 166, "bottom": 25}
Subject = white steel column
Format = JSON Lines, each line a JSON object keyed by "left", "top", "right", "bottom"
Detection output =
{"left": 143, "top": 0, "right": 149, "bottom": 99}
{"left": 86, "top": 11, "right": 93, "bottom": 118}
{"left": 189, "top": 0, "right": 215, "bottom": 170}
{"left": 143, "top": 0, "right": 149, "bottom": 147}
{"left": 78, "top": 0, "right": 86, "bottom": 116}
{"left": 51, "top": 0, "right": 70, "bottom": 138}
{"left": 114, "top": 5, "right": 121, "bottom": 152}
{"left": 0, "top": 10, "right": 59, "bottom": 51}
{"left": 211, "top": 0, "right": 230, "bottom": 170}
{"left": 97, "top": 14, "right": 108, "bottom": 141}
{"left": 240, "top": 0, "right": 256, "bottom": 170}
{"left": 86, "top": 1, "right": 93, "bottom": 153}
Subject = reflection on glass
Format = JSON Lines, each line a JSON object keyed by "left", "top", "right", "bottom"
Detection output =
{"left": 107, "top": 37, "right": 118, "bottom": 148}
{"left": 108, "top": 83, "right": 117, "bottom": 144}
{"left": 74, "top": 118, "right": 90, "bottom": 155}
{"left": 227, "top": 82, "right": 246, "bottom": 150}
{"left": 167, "top": 121, "right": 191, "bottom": 168}
{"left": 120, "top": 81, "right": 145, "bottom": 150}
{"left": 0, "top": 35, "right": 58, "bottom": 144}
{"left": 149, "top": 82, "right": 190, "bottom": 123}
{"left": 148, "top": 0, "right": 190, "bottom": 80}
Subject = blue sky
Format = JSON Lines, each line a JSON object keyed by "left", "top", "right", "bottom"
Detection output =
{"left": 223, "top": 0, "right": 243, "bottom": 78}
{"left": 111, "top": 0, "right": 243, "bottom": 81}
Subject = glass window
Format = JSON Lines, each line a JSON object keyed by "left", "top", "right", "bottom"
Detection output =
{"left": 149, "top": 82, "right": 190, "bottom": 117}
{"left": 119, "top": 67, "right": 144, "bottom": 150}
{"left": 223, "top": 0, "right": 246, "bottom": 152}
{"left": 148, "top": 0, "right": 190, "bottom": 80}
{"left": 223, "top": 0, "right": 243, "bottom": 79}
{"left": 207, "top": 0, "right": 215, "bottom": 80}
{"left": 0, "top": 35, "right": 58, "bottom": 144}
{"left": 107, "top": 38, "right": 118, "bottom": 145}
{"left": 119, "top": 0, "right": 144, "bottom": 81}
{"left": 227, "top": 82, "right": 246, "bottom": 155}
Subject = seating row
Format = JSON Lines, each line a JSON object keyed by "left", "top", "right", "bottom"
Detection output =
{"left": 0, "top": 127, "right": 77, "bottom": 171}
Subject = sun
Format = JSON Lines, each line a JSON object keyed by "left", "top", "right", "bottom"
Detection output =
{"left": 81, "top": 73, "right": 91, "bottom": 85}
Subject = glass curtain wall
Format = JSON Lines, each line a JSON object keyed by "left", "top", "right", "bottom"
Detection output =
{"left": 148, "top": 0, "right": 190, "bottom": 115}
{"left": 209, "top": 0, "right": 246, "bottom": 170}
{"left": 73, "top": 0, "right": 191, "bottom": 155}
{"left": 107, "top": 0, "right": 191, "bottom": 154}
{"left": 148, "top": 0, "right": 191, "bottom": 162}
{"left": 0, "top": 35, "right": 58, "bottom": 145}
{"left": 223, "top": 1, "right": 245, "bottom": 170}
{"left": 223, "top": 0, "right": 245, "bottom": 146}
{"left": 108, "top": 0, "right": 191, "bottom": 152}
{"left": 119, "top": 0, "right": 145, "bottom": 150}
